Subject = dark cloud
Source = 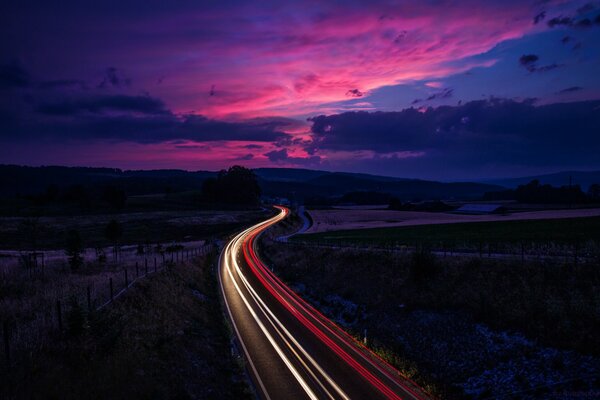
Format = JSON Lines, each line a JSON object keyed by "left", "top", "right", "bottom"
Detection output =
{"left": 519, "top": 54, "right": 562, "bottom": 73}
{"left": 519, "top": 54, "right": 539, "bottom": 69}
{"left": 237, "top": 153, "right": 254, "bottom": 160}
{"left": 533, "top": 11, "right": 546, "bottom": 24}
{"left": 561, "top": 36, "right": 573, "bottom": 44}
{"left": 306, "top": 99, "right": 600, "bottom": 170}
{"left": 0, "top": 63, "right": 30, "bottom": 89}
{"left": 210, "top": 84, "right": 216, "bottom": 96}
{"left": 558, "top": 86, "right": 583, "bottom": 94}
{"left": 426, "top": 88, "right": 453, "bottom": 101}
{"left": 412, "top": 88, "right": 453, "bottom": 105}
{"left": 1, "top": 86, "right": 291, "bottom": 144}
{"left": 577, "top": 3, "right": 595, "bottom": 15}
{"left": 575, "top": 18, "right": 593, "bottom": 28}
{"left": 547, "top": 16, "right": 573, "bottom": 27}
{"left": 346, "top": 88, "right": 364, "bottom": 98}
{"left": 535, "top": 63, "right": 563, "bottom": 72}
{"left": 244, "top": 144, "right": 263, "bottom": 149}
{"left": 98, "top": 67, "right": 131, "bottom": 89}
{"left": 264, "top": 148, "right": 321, "bottom": 165}
{"left": 596, "top": 14, "right": 600, "bottom": 24}
{"left": 36, "top": 95, "right": 169, "bottom": 116}
{"left": 265, "top": 149, "right": 289, "bottom": 162}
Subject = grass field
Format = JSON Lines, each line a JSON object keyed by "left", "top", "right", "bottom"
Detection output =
{"left": 1, "top": 253, "right": 251, "bottom": 400}
{"left": 0, "top": 209, "right": 269, "bottom": 250}
{"left": 296, "top": 216, "right": 600, "bottom": 247}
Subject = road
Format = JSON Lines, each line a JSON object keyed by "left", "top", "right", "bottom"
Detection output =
{"left": 219, "top": 206, "right": 427, "bottom": 400}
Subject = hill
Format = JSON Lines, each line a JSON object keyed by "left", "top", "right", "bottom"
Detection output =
{"left": 486, "top": 170, "right": 600, "bottom": 191}
{"left": 0, "top": 164, "right": 502, "bottom": 201}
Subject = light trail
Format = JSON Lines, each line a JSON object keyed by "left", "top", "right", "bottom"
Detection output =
{"left": 219, "top": 206, "right": 428, "bottom": 400}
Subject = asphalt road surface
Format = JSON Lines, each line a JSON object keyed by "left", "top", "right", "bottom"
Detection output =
{"left": 219, "top": 206, "right": 428, "bottom": 400}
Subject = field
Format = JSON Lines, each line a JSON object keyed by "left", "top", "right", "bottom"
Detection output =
{"left": 1, "top": 252, "right": 251, "bottom": 399}
{"left": 0, "top": 209, "right": 269, "bottom": 250}
{"left": 304, "top": 207, "right": 600, "bottom": 233}
{"left": 296, "top": 215, "right": 600, "bottom": 259}
{"left": 261, "top": 222, "right": 600, "bottom": 398}
{"left": 0, "top": 205, "right": 270, "bottom": 399}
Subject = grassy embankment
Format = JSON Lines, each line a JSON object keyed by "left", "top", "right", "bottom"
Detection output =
{"left": 1, "top": 252, "right": 252, "bottom": 400}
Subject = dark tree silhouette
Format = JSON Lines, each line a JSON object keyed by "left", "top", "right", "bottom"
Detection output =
{"left": 65, "top": 229, "right": 84, "bottom": 270}
{"left": 201, "top": 165, "right": 261, "bottom": 205}
{"left": 588, "top": 183, "right": 600, "bottom": 200}
{"left": 105, "top": 219, "right": 123, "bottom": 262}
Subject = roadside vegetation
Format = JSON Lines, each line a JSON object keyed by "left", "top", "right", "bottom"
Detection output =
{"left": 263, "top": 217, "right": 600, "bottom": 398}
{"left": 1, "top": 252, "right": 251, "bottom": 399}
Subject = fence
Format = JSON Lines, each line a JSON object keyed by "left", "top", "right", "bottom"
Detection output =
{"left": 0, "top": 243, "right": 214, "bottom": 372}
{"left": 282, "top": 239, "right": 600, "bottom": 265}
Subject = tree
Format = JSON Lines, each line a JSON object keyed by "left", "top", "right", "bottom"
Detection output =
{"left": 201, "top": 165, "right": 261, "bottom": 205}
{"left": 105, "top": 220, "right": 123, "bottom": 262}
{"left": 588, "top": 184, "right": 600, "bottom": 201}
{"left": 65, "top": 229, "right": 84, "bottom": 270}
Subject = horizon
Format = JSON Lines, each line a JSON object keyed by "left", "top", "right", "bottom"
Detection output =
{"left": 3, "top": 162, "right": 600, "bottom": 185}
{"left": 2, "top": 1, "right": 600, "bottom": 179}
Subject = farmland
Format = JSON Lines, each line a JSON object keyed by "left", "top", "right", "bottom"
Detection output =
{"left": 304, "top": 207, "right": 600, "bottom": 233}
{"left": 296, "top": 214, "right": 600, "bottom": 261}
{"left": 261, "top": 217, "right": 600, "bottom": 398}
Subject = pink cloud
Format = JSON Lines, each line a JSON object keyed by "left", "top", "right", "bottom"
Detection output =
{"left": 141, "top": 1, "right": 543, "bottom": 118}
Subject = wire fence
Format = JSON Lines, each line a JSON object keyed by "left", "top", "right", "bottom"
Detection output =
{"left": 0, "top": 242, "right": 214, "bottom": 373}
{"left": 283, "top": 239, "right": 600, "bottom": 265}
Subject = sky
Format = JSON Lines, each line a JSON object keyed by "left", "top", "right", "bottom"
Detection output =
{"left": 1, "top": 0, "right": 600, "bottom": 180}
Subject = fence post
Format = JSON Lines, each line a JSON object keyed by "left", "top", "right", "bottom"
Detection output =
{"left": 110, "top": 277, "right": 114, "bottom": 302}
{"left": 145, "top": 258, "right": 148, "bottom": 275}
{"left": 87, "top": 285, "right": 92, "bottom": 314}
{"left": 154, "top": 257, "right": 157, "bottom": 272}
{"left": 3, "top": 320, "right": 10, "bottom": 365}
{"left": 124, "top": 268, "right": 128, "bottom": 288}
{"left": 135, "top": 261, "right": 139, "bottom": 278}
{"left": 56, "top": 300, "right": 63, "bottom": 332}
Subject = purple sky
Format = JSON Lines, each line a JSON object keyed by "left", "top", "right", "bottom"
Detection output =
{"left": 1, "top": 0, "right": 600, "bottom": 179}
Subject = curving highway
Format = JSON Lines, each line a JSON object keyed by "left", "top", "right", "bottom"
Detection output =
{"left": 219, "top": 206, "right": 428, "bottom": 400}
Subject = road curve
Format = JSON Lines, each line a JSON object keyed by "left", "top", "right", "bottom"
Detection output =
{"left": 219, "top": 206, "right": 429, "bottom": 400}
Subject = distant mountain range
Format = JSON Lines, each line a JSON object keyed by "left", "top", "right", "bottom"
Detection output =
{"left": 484, "top": 170, "right": 600, "bottom": 191}
{"left": 4, "top": 165, "right": 597, "bottom": 202}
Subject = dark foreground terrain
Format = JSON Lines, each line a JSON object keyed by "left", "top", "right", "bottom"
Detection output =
{"left": 262, "top": 216, "right": 600, "bottom": 399}
{"left": 1, "top": 252, "right": 251, "bottom": 400}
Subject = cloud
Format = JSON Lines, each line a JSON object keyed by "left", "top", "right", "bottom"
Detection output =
{"left": 412, "top": 87, "right": 453, "bottom": 104}
{"left": 98, "top": 67, "right": 131, "bottom": 89}
{"left": 237, "top": 153, "right": 254, "bottom": 160}
{"left": 265, "top": 149, "right": 289, "bottom": 162}
{"left": 533, "top": 11, "right": 546, "bottom": 24}
{"left": 547, "top": 16, "right": 573, "bottom": 27}
{"left": 264, "top": 148, "right": 321, "bottom": 166}
{"left": 36, "top": 94, "right": 170, "bottom": 116}
{"left": 306, "top": 99, "right": 600, "bottom": 171}
{"left": 518, "top": 54, "right": 562, "bottom": 73}
{"left": 0, "top": 63, "right": 30, "bottom": 89}
{"left": 558, "top": 86, "right": 583, "bottom": 94}
{"left": 519, "top": 54, "right": 539, "bottom": 70}
{"left": 346, "top": 89, "right": 364, "bottom": 98}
